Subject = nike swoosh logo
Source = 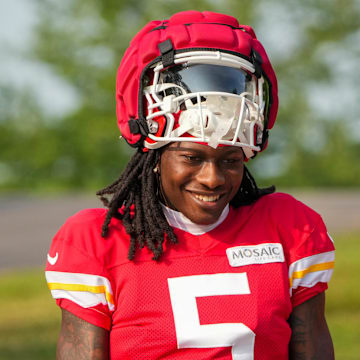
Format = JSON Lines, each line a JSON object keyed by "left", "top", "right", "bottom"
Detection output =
{"left": 47, "top": 252, "right": 59, "bottom": 265}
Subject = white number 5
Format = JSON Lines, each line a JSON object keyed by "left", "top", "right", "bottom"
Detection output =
{"left": 168, "top": 273, "right": 255, "bottom": 360}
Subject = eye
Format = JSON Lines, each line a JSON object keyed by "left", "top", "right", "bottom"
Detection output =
{"left": 183, "top": 155, "right": 202, "bottom": 163}
{"left": 222, "top": 158, "right": 242, "bottom": 164}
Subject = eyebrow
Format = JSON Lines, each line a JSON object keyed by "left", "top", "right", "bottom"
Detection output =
{"left": 165, "top": 146, "right": 244, "bottom": 155}
{"left": 165, "top": 147, "right": 200, "bottom": 152}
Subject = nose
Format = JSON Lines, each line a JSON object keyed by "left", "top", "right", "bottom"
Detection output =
{"left": 195, "top": 161, "right": 225, "bottom": 189}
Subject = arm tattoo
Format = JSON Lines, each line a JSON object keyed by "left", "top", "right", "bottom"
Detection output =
{"left": 289, "top": 312, "right": 312, "bottom": 360}
{"left": 289, "top": 293, "right": 334, "bottom": 360}
{"left": 57, "top": 309, "right": 109, "bottom": 360}
{"left": 289, "top": 315, "right": 307, "bottom": 350}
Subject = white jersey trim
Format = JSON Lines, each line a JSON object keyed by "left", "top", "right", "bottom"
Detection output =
{"left": 288, "top": 251, "right": 335, "bottom": 296}
{"left": 45, "top": 271, "right": 115, "bottom": 311}
{"left": 161, "top": 204, "right": 229, "bottom": 235}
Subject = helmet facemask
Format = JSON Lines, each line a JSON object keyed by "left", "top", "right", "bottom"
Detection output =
{"left": 143, "top": 51, "right": 269, "bottom": 158}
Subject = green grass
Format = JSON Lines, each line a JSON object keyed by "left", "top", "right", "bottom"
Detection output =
{"left": 325, "top": 231, "right": 360, "bottom": 359}
{"left": 0, "top": 232, "right": 359, "bottom": 359}
{"left": 0, "top": 269, "right": 60, "bottom": 360}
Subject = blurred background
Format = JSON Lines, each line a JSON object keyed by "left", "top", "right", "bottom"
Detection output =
{"left": 0, "top": 0, "right": 359, "bottom": 359}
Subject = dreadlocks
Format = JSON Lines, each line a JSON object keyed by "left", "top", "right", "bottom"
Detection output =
{"left": 97, "top": 149, "right": 275, "bottom": 261}
{"left": 230, "top": 165, "right": 275, "bottom": 207}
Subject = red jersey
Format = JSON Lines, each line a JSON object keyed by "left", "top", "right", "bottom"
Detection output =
{"left": 45, "top": 193, "right": 335, "bottom": 359}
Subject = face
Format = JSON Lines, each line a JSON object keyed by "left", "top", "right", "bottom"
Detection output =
{"left": 159, "top": 142, "right": 244, "bottom": 225}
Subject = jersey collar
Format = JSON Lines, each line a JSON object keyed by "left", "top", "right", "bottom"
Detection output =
{"left": 161, "top": 203, "right": 229, "bottom": 235}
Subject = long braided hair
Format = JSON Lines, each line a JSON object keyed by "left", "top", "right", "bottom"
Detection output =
{"left": 97, "top": 148, "right": 275, "bottom": 261}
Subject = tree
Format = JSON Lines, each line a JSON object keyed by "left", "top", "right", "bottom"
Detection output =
{"left": 1, "top": 0, "right": 359, "bottom": 191}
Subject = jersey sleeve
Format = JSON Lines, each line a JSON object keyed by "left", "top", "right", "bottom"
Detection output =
{"left": 283, "top": 199, "right": 335, "bottom": 308}
{"left": 45, "top": 209, "right": 115, "bottom": 330}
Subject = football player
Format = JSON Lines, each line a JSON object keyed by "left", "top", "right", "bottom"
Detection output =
{"left": 46, "top": 10, "right": 335, "bottom": 359}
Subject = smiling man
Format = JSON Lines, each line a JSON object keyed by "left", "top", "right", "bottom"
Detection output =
{"left": 45, "top": 10, "right": 335, "bottom": 360}
{"left": 159, "top": 142, "right": 245, "bottom": 224}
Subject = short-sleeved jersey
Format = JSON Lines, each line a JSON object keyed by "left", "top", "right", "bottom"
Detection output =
{"left": 45, "top": 193, "right": 335, "bottom": 360}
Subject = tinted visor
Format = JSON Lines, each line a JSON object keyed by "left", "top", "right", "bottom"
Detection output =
{"left": 160, "top": 63, "right": 254, "bottom": 96}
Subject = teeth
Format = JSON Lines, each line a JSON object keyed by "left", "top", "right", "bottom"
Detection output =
{"left": 194, "top": 194, "right": 220, "bottom": 202}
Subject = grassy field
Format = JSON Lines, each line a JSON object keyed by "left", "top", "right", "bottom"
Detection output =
{"left": 0, "top": 232, "right": 359, "bottom": 359}
{"left": 325, "top": 231, "right": 360, "bottom": 359}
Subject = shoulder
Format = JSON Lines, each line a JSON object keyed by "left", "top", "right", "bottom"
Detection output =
{"left": 47, "top": 208, "right": 129, "bottom": 270}
{"left": 60, "top": 208, "right": 127, "bottom": 239}
{"left": 62, "top": 208, "right": 107, "bottom": 228}
{"left": 57, "top": 208, "right": 107, "bottom": 250}
{"left": 254, "top": 192, "right": 334, "bottom": 264}
{"left": 46, "top": 209, "right": 120, "bottom": 328}
{"left": 256, "top": 191, "right": 313, "bottom": 209}
{"left": 231, "top": 192, "right": 329, "bottom": 245}
{"left": 253, "top": 192, "right": 323, "bottom": 227}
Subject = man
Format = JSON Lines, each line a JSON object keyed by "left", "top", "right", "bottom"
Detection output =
{"left": 46, "top": 10, "right": 335, "bottom": 359}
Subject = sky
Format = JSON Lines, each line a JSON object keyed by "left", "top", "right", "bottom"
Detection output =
{"left": 0, "top": 0, "right": 78, "bottom": 116}
{"left": 0, "top": 0, "right": 359, "bottom": 183}
{"left": 0, "top": 0, "right": 358, "bottom": 135}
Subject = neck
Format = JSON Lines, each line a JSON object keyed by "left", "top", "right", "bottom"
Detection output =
{"left": 161, "top": 203, "right": 229, "bottom": 235}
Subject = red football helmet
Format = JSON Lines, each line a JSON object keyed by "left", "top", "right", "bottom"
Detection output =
{"left": 116, "top": 11, "right": 278, "bottom": 158}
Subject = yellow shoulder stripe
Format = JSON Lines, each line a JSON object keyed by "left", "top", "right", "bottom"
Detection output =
{"left": 48, "top": 282, "right": 114, "bottom": 306}
{"left": 289, "top": 261, "right": 335, "bottom": 288}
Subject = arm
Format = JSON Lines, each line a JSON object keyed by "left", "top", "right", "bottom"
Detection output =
{"left": 57, "top": 308, "right": 109, "bottom": 360}
{"left": 288, "top": 292, "right": 334, "bottom": 360}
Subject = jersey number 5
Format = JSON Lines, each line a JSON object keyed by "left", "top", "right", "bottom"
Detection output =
{"left": 168, "top": 273, "right": 255, "bottom": 360}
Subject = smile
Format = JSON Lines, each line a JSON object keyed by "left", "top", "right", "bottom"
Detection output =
{"left": 193, "top": 193, "right": 221, "bottom": 202}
